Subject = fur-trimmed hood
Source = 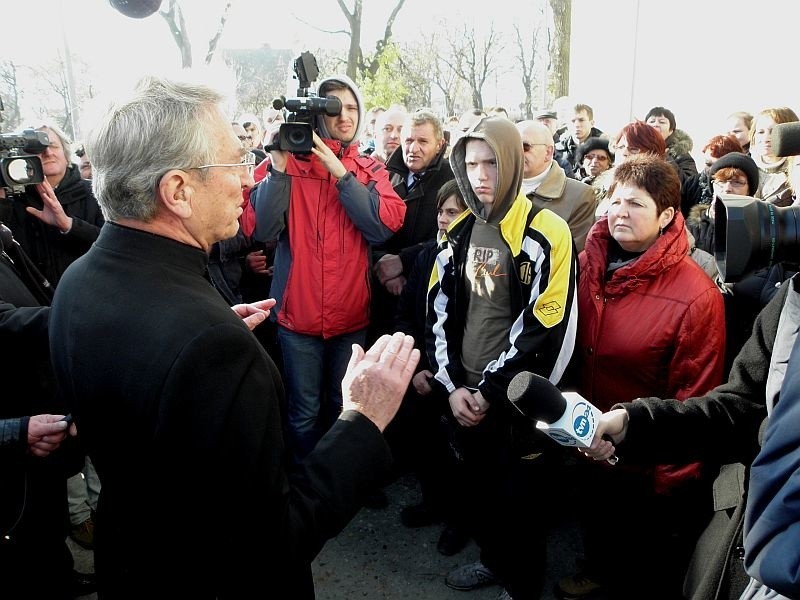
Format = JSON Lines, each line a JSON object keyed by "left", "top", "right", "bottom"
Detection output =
{"left": 665, "top": 129, "right": 694, "bottom": 159}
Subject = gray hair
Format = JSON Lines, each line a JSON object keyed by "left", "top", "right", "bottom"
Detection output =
{"left": 86, "top": 76, "right": 223, "bottom": 222}
{"left": 35, "top": 122, "right": 72, "bottom": 159}
{"left": 405, "top": 108, "right": 445, "bottom": 142}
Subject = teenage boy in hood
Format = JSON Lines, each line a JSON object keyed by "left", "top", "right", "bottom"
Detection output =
{"left": 425, "top": 116, "right": 578, "bottom": 599}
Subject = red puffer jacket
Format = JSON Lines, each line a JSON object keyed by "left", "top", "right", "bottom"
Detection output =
{"left": 577, "top": 212, "right": 725, "bottom": 492}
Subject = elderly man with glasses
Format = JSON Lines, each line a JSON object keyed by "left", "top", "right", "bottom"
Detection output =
{"left": 516, "top": 120, "right": 596, "bottom": 251}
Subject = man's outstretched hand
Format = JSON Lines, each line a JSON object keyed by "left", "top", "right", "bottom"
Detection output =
{"left": 342, "top": 332, "right": 420, "bottom": 432}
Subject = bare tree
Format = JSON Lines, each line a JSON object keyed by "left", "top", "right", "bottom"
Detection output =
{"left": 295, "top": 1, "right": 407, "bottom": 83}
{"left": 0, "top": 61, "right": 22, "bottom": 132}
{"left": 205, "top": 2, "right": 232, "bottom": 66}
{"left": 225, "top": 47, "right": 294, "bottom": 118}
{"left": 159, "top": 0, "right": 192, "bottom": 68}
{"left": 513, "top": 19, "right": 542, "bottom": 119}
{"left": 548, "top": 0, "right": 571, "bottom": 99}
{"left": 396, "top": 37, "right": 439, "bottom": 110}
{"left": 442, "top": 22, "right": 503, "bottom": 111}
{"left": 159, "top": 0, "right": 231, "bottom": 69}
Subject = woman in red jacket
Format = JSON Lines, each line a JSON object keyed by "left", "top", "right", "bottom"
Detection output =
{"left": 557, "top": 154, "right": 726, "bottom": 600}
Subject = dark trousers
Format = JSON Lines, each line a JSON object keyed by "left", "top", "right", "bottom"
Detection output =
{"left": 384, "top": 387, "right": 464, "bottom": 520}
{"left": 578, "top": 461, "right": 712, "bottom": 600}
{"left": 454, "top": 410, "right": 559, "bottom": 600}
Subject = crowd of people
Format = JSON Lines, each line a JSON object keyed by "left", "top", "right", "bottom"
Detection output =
{"left": 1, "top": 70, "right": 799, "bottom": 600}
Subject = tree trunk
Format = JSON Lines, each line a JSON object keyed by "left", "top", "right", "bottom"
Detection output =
{"left": 549, "top": 0, "right": 571, "bottom": 99}
{"left": 160, "top": 0, "right": 192, "bottom": 69}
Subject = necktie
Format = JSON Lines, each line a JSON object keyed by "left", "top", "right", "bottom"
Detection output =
{"left": 408, "top": 173, "right": 421, "bottom": 191}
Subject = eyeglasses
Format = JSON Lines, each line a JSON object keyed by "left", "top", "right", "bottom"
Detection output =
{"left": 713, "top": 178, "right": 749, "bottom": 189}
{"left": 192, "top": 152, "right": 257, "bottom": 176}
{"left": 237, "top": 134, "right": 253, "bottom": 141}
{"left": 522, "top": 142, "right": 548, "bottom": 152}
{"left": 584, "top": 153, "right": 609, "bottom": 163}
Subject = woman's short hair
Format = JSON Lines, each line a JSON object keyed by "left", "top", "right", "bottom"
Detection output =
{"left": 702, "top": 135, "right": 744, "bottom": 159}
{"left": 645, "top": 106, "right": 676, "bottom": 133}
{"left": 609, "top": 154, "right": 681, "bottom": 214}
{"left": 615, "top": 121, "right": 666, "bottom": 156}
{"left": 87, "top": 76, "right": 223, "bottom": 223}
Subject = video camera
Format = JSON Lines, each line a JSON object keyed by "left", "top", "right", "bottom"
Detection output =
{"left": 0, "top": 129, "right": 49, "bottom": 195}
{"left": 714, "top": 121, "right": 800, "bottom": 282}
{"left": 266, "top": 51, "right": 342, "bottom": 154}
{"left": 0, "top": 97, "right": 48, "bottom": 195}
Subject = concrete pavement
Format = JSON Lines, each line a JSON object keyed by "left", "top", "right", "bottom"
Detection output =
{"left": 72, "top": 471, "right": 588, "bottom": 600}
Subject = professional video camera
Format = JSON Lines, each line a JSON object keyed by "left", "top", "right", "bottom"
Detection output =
{"left": 0, "top": 129, "right": 49, "bottom": 195}
{"left": 0, "top": 97, "right": 48, "bottom": 196}
{"left": 714, "top": 121, "right": 800, "bottom": 282}
{"left": 267, "top": 51, "right": 342, "bottom": 154}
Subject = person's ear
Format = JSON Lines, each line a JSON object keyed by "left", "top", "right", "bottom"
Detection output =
{"left": 158, "top": 169, "right": 193, "bottom": 219}
{"left": 659, "top": 206, "right": 675, "bottom": 229}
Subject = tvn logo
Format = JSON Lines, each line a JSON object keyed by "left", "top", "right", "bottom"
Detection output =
{"left": 571, "top": 401, "right": 596, "bottom": 441}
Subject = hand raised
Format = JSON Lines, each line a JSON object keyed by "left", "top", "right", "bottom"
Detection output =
{"left": 342, "top": 332, "right": 420, "bottom": 431}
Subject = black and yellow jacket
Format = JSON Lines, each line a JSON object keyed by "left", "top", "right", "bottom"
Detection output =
{"left": 425, "top": 116, "right": 578, "bottom": 405}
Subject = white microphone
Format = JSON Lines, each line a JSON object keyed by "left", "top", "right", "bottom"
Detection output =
{"left": 507, "top": 371, "right": 618, "bottom": 465}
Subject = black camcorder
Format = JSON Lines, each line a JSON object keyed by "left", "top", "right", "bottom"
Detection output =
{"left": 714, "top": 121, "right": 800, "bottom": 282}
{"left": 0, "top": 129, "right": 49, "bottom": 195}
{"left": 266, "top": 51, "right": 342, "bottom": 154}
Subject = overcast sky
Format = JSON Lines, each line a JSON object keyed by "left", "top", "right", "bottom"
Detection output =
{"left": 5, "top": 0, "right": 800, "bottom": 162}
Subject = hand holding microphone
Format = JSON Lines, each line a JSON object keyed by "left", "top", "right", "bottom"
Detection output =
{"left": 507, "top": 371, "right": 619, "bottom": 465}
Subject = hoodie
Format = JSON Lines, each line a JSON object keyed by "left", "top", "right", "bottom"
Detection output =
{"left": 253, "top": 74, "right": 406, "bottom": 337}
{"left": 426, "top": 116, "right": 578, "bottom": 402}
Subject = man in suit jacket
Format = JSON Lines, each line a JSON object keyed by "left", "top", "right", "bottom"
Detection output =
{"left": 48, "top": 75, "right": 419, "bottom": 599}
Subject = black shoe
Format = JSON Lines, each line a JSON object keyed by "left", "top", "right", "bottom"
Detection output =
{"left": 69, "top": 569, "right": 97, "bottom": 598}
{"left": 362, "top": 489, "right": 389, "bottom": 509}
{"left": 400, "top": 503, "right": 442, "bottom": 528}
{"left": 437, "top": 524, "right": 470, "bottom": 556}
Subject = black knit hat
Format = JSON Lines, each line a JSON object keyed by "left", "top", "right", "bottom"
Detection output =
{"left": 708, "top": 152, "right": 760, "bottom": 196}
{"left": 576, "top": 137, "right": 612, "bottom": 165}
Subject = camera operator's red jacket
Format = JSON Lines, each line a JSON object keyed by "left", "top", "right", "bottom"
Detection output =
{"left": 252, "top": 139, "right": 405, "bottom": 338}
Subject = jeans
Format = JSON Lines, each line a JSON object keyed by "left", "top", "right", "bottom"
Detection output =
{"left": 278, "top": 326, "right": 366, "bottom": 462}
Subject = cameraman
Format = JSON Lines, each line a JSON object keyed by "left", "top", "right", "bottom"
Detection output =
{"left": 1, "top": 123, "right": 104, "bottom": 287}
{"left": 252, "top": 75, "right": 406, "bottom": 463}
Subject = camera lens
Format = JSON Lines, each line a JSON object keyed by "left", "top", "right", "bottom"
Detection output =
{"left": 288, "top": 128, "right": 308, "bottom": 147}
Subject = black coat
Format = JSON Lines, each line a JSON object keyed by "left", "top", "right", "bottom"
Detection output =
{"left": 0, "top": 163, "right": 104, "bottom": 286}
{"left": 49, "top": 223, "right": 393, "bottom": 599}
{"left": 0, "top": 228, "right": 75, "bottom": 597}
{"left": 382, "top": 144, "right": 454, "bottom": 275}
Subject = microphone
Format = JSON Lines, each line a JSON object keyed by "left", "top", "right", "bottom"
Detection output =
{"left": 507, "top": 371, "right": 618, "bottom": 465}
{"left": 771, "top": 121, "right": 800, "bottom": 158}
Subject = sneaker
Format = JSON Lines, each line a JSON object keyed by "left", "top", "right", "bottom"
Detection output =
{"left": 445, "top": 560, "right": 498, "bottom": 591}
{"left": 554, "top": 572, "right": 603, "bottom": 599}
{"left": 436, "top": 524, "right": 470, "bottom": 556}
{"left": 69, "top": 569, "right": 96, "bottom": 597}
{"left": 69, "top": 517, "right": 94, "bottom": 549}
{"left": 400, "top": 503, "right": 442, "bottom": 528}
